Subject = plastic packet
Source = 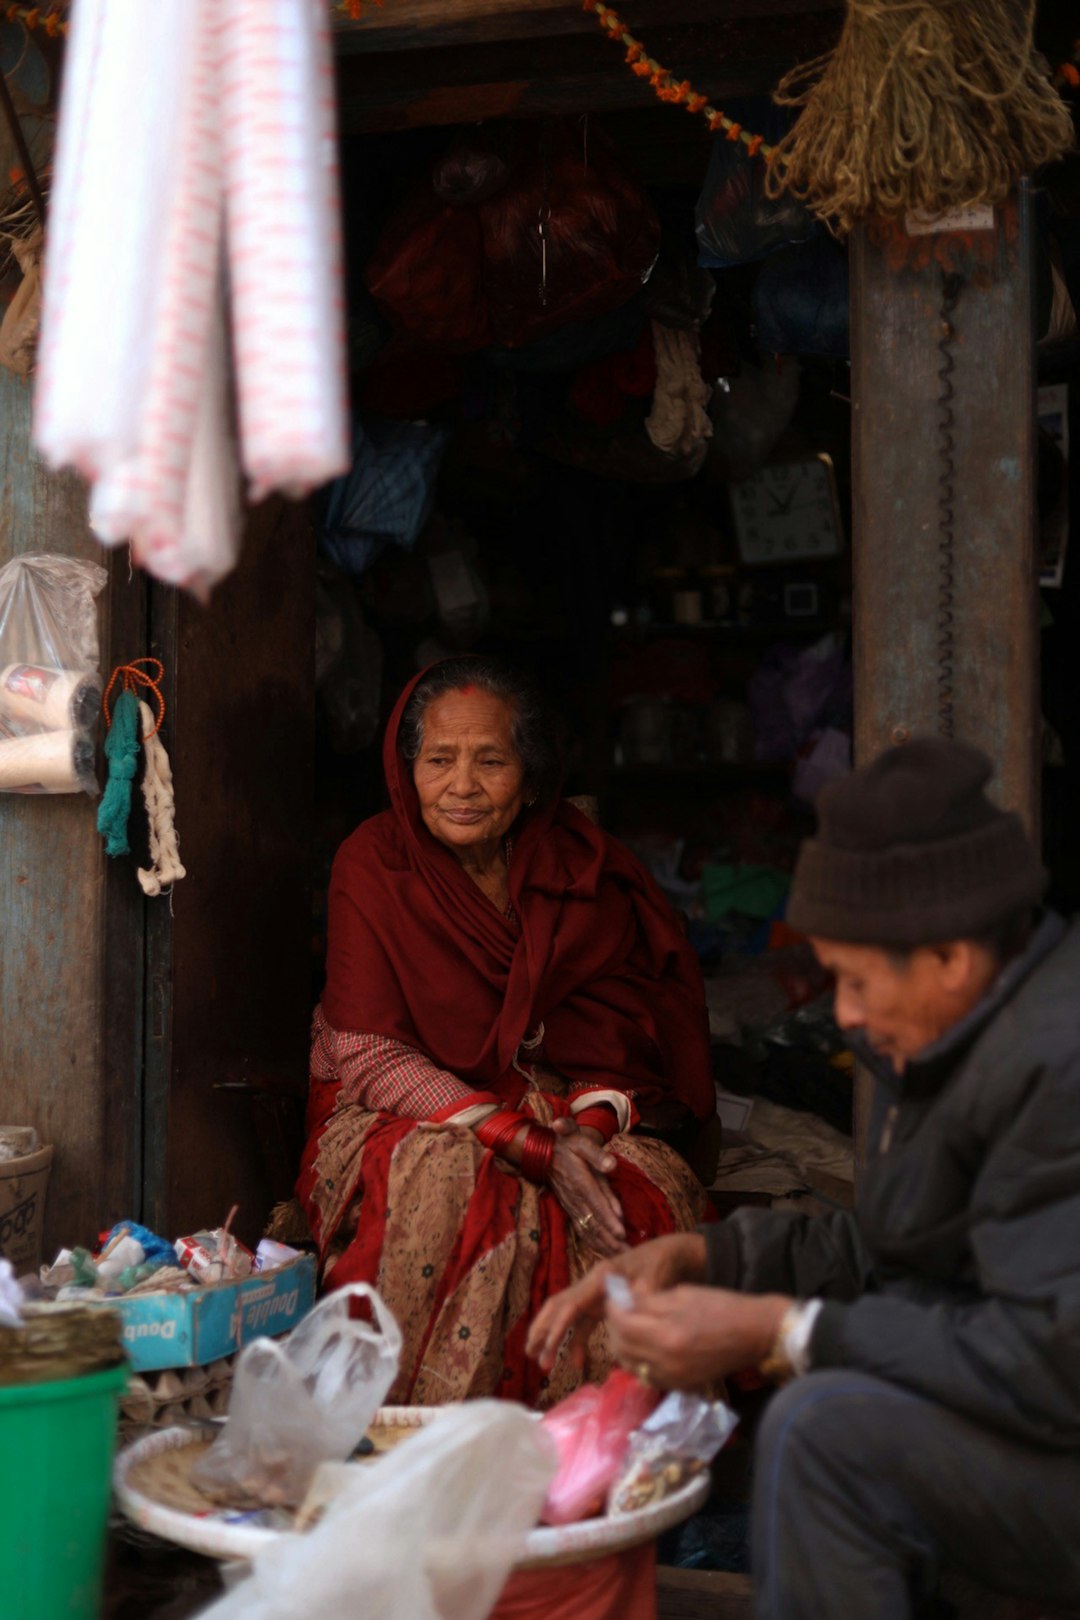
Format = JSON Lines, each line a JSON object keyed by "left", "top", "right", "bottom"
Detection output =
{"left": 192, "top": 1284, "right": 403, "bottom": 1509}
{"left": 175, "top": 1228, "right": 254, "bottom": 1285}
{"left": 254, "top": 1238, "right": 302, "bottom": 1272}
{"left": 0, "top": 554, "right": 106, "bottom": 794}
{"left": 608, "top": 1391, "right": 738, "bottom": 1516}
{"left": 539, "top": 1367, "right": 659, "bottom": 1525}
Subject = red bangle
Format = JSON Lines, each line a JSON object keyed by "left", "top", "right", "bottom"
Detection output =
{"left": 519, "top": 1124, "right": 555, "bottom": 1184}
{"left": 475, "top": 1111, "right": 528, "bottom": 1156}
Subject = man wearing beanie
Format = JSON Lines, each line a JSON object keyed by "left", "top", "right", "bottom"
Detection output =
{"left": 529, "top": 737, "right": 1080, "bottom": 1619}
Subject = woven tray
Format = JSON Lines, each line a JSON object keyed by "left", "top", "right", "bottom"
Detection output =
{"left": 115, "top": 1408, "right": 709, "bottom": 1570}
{"left": 0, "top": 1302, "right": 123, "bottom": 1387}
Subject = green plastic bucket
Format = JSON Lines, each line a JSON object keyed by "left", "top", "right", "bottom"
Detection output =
{"left": 1, "top": 1361, "right": 128, "bottom": 1620}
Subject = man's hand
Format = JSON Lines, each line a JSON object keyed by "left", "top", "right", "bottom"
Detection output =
{"left": 526, "top": 1232, "right": 708, "bottom": 1370}
{"left": 607, "top": 1286, "right": 792, "bottom": 1390}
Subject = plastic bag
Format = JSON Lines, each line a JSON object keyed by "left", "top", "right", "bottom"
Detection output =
{"left": 199, "top": 1401, "right": 556, "bottom": 1620}
{"left": 539, "top": 1368, "right": 659, "bottom": 1525}
{"left": 319, "top": 417, "right": 450, "bottom": 578}
{"left": 695, "top": 100, "right": 817, "bottom": 269}
{"left": 192, "top": 1285, "right": 402, "bottom": 1509}
{"left": 0, "top": 554, "right": 106, "bottom": 794}
{"left": 753, "top": 239, "right": 850, "bottom": 359}
{"left": 608, "top": 1392, "right": 738, "bottom": 1515}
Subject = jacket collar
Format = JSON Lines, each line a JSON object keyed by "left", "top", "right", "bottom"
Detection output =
{"left": 850, "top": 911, "right": 1068, "bottom": 1097}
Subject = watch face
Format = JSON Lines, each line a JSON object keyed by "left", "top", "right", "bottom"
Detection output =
{"left": 730, "top": 456, "right": 843, "bottom": 564}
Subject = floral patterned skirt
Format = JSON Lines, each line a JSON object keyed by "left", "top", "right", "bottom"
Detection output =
{"left": 296, "top": 1092, "right": 708, "bottom": 1410}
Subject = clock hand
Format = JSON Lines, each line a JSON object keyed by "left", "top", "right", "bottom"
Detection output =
{"left": 767, "top": 488, "right": 799, "bottom": 516}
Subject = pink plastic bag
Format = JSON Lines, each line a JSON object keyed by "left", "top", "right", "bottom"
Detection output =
{"left": 539, "top": 1369, "right": 659, "bottom": 1525}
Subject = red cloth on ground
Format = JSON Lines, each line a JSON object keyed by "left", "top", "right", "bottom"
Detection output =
{"left": 491, "top": 1543, "right": 657, "bottom": 1620}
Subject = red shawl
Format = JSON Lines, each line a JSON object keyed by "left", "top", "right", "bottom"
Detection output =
{"left": 320, "top": 665, "right": 714, "bottom": 1119}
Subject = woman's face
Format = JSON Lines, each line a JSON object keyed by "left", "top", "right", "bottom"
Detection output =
{"left": 412, "top": 689, "right": 526, "bottom": 858}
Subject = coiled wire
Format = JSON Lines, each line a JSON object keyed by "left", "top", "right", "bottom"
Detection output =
{"left": 936, "top": 272, "right": 965, "bottom": 740}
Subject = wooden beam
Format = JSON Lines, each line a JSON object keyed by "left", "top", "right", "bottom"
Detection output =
{"left": 850, "top": 193, "right": 1038, "bottom": 824}
{"left": 333, "top": 0, "right": 844, "bottom": 55}
{"left": 657, "top": 1568, "right": 755, "bottom": 1620}
{"left": 336, "top": 13, "right": 840, "bottom": 131}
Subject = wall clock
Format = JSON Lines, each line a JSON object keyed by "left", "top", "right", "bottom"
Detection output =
{"left": 729, "top": 453, "right": 844, "bottom": 565}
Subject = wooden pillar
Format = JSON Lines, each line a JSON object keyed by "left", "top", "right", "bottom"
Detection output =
{"left": 850, "top": 190, "right": 1038, "bottom": 818}
{"left": 0, "top": 376, "right": 140, "bottom": 1255}
{"left": 849, "top": 189, "right": 1038, "bottom": 1159}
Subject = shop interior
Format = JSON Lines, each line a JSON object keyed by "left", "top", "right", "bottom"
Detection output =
{"left": 305, "top": 75, "right": 1080, "bottom": 1197}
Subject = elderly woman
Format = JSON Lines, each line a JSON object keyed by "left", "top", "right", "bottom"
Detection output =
{"left": 297, "top": 656, "right": 714, "bottom": 1407}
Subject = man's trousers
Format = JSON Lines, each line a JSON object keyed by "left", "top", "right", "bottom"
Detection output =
{"left": 752, "top": 1370, "right": 1080, "bottom": 1619}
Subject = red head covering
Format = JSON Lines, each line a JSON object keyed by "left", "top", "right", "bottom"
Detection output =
{"left": 321, "top": 663, "right": 714, "bottom": 1118}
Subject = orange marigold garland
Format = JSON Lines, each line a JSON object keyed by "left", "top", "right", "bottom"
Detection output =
{"left": 583, "top": 0, "right": 778, "bottom": 164}
{"left": 2, "top": 5, "right": 68, "bottom": 38}
{"left": 334, "top": 0, "right": 383, "bottom": 20}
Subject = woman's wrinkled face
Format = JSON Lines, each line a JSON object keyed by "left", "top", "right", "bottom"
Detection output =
{"left": 412, "top": 689, "right": 526, "bottom": 857}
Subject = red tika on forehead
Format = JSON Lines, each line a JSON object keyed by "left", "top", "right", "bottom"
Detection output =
{"left": 456, "top": 683, "right": 477, "bottom": 695}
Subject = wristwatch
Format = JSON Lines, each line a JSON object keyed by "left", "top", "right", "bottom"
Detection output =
{"left": 759, "top": 1300, "right": 823, "bottom": 1384}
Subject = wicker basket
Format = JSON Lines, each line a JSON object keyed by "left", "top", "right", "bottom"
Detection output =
{"left": 0, "top": 1303, "right": 124, "bottom": 1388}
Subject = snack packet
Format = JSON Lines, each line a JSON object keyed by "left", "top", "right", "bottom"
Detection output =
{"left": 608, "top": 1390, "right": 738, "bottom": 1516}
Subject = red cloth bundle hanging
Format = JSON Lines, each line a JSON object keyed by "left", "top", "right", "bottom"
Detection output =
{"left": 366, "top": 121, "right": 660, "bottom": 353}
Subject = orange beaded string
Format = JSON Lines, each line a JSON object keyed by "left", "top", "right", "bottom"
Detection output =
{"left": 102, "top": 659, "right": 166, "bottom": 740}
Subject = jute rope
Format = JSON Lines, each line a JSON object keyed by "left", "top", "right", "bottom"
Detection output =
{"left": 137, "top": 699, "right": 186, "bottom": 898}
{"left": 765, "top": 0, "right": 1074, "bottom": 234}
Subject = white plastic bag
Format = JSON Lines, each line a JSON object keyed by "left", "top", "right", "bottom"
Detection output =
{"left": 192, "top": 1285, "right": 402, "bottom": 1509}
{"left": 200, "top": 1401, "right": 557, "bottom": 1620}
{"left": 0, "top": 555, "right": 106, "bottom": 794}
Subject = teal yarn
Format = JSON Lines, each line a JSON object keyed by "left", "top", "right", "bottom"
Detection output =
{"left": 97, "top": 688, "right": 141, "bottom": 857}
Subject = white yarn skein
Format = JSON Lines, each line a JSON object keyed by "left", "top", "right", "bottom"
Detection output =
{"left": 137, "top": 699, "right": 186, "bottom": 897}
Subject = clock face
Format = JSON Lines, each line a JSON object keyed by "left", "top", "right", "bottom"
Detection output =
{"left": 730, "top": 455, "right": 843, "bottom": 565}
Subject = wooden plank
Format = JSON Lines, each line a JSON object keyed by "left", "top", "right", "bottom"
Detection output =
{"left": 657, "top": 1567, "right": 755, "bottom": 1620}
{"left": 144, "top": 497, "right": 315, "bottom": 1248}
{"left": 333, "top": 0, "right": 843, "bottom": 54}
{"left": 336, "top": 13, "right": 840, "bottom": 130}
{"left": 0, "top": 375, "right": 139, "bottom": 1255}
{"left": 850, "top": 192, "right": 1038, "bottom": 827}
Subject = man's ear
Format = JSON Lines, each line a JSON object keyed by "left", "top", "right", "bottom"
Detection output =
{"left": 932, "top": 940, "right": 979, "bottom": 993}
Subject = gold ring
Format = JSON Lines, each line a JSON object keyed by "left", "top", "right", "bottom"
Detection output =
{"left": 633, "top": 1361, "right": 653, "bottom": 1387}
{"left": 578, "top": 1212, "right": 594, "bottom": 1230}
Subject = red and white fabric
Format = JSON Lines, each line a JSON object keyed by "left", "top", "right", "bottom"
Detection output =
{"left": 34, "top": 0, "right": 348, "bottom": 594}
{"left": 311, "top": 1007, "right": 498, "bottom": 1124}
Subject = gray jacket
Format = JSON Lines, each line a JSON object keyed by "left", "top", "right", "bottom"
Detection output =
{"left": 705, "top": 913, "right": 1080, "bottom": 1449}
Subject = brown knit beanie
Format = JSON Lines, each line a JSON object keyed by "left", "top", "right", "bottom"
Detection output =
{"left": 786, "top": 737, "right": 1045, "bottom": 946}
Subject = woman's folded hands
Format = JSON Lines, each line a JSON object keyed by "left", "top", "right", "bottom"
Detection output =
{"left": 547, "top": 1118, "right": 627, "bottom": 1259}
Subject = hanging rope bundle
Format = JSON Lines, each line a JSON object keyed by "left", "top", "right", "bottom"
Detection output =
{"left": 136, "top": 699, "right": 185, "bottom": 896}
{"left": 96, "top": 688, "right": 140, "bottom": 857}
{"left": 97, "top": 659, "right": 185, "bottom": 889}
{"left": 765, "top": 0, "right": 1075, "bottom": 235}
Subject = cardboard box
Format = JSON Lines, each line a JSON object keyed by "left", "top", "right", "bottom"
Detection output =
{"left": 98, "top": 1255, "right": 316, "bottom": 1372}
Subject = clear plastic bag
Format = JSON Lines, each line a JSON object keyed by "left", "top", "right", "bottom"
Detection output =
{"left": 199, "top": 1401, "right": 556, "bottom": 1620}
{"left": 608, "top": 1391, "right": 738, "bottom": 1516}
{"left": 0, "top": 554, "right": 106, "bottom": 794}
{"left": 539, "top": 1368, "right": 659, "bottom": 1525}
{"left": 192, "top": 1284, "right": 403, "bottom": 1509}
